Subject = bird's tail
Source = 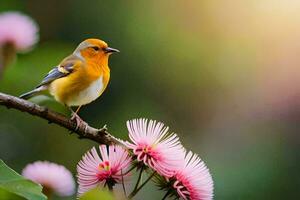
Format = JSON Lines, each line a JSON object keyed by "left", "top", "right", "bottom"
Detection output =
{"left": 19, "top": 86, "right": 47, "bottom": 100}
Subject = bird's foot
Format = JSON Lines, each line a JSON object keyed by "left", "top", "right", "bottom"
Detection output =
{"left": 71, "top": 113, "right": 88, "bottom": 131}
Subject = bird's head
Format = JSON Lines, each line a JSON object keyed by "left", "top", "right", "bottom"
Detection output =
{"left": 73, "top": 38, "right": 119, "bottom": 63}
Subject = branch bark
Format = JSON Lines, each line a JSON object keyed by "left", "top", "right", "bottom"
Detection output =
{"left": 0, "top": 92, "right": 123, "bottom": 145}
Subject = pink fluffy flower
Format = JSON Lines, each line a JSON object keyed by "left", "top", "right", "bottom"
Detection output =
{"left": 77, "top": 145, "right": 131, "bottom": 195}
{"left": 0, "top": 12, "right": 38, "bottom": 51}
{"left": 172, "top": 151, "right": 213, "bottom": 200}
{"left": 22, "top": 161, "right": 75, "bottom": 197}
{"left": 126, "top": 118, "right": 185, "bottom": 178}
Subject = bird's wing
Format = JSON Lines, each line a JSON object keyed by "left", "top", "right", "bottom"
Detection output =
{"left": 36, "top": 55, "right": 82, "bottom": 88}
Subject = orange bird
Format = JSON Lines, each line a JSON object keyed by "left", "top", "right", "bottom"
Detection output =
{"left": 20, "top": 38, "right": 119, "bottom": 124}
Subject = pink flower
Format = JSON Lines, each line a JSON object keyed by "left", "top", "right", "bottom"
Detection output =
{"left": 22, "top": 161, "right": 75, "bottom": 197}
{"left": 77, "top": 145, "right": 131, "bottom": 195}
{"left": 172, "top": 151, "right": 213, "bottom": 200}
{"left": 126, "top": 118, "right": 185, "bottom": 177}
{"left": 0, "top": 12, "right": 38, "bottom": 51}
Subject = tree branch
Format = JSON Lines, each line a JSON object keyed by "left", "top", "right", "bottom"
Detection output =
{"left": 0, "top": 92, "right": 124, "bottom": 145}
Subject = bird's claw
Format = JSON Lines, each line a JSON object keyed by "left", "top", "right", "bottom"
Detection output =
{"left": 71, "top": 112, "right": 87, "bottom": 131}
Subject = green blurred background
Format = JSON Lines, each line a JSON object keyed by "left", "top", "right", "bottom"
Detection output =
{"left": 1, "top": 0, "right": 300, "bottom": 199}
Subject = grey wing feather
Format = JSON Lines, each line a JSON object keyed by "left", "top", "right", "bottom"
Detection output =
{"left": 36, "top": 63, "right": 74, "bottom": 88}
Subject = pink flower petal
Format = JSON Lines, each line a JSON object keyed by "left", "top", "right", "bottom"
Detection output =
{"left": 22, "top": 161, "right": 75, "bottom": 196}
{"left": 126, "top": 118, "right": 185, "bottom": 177}
{"left": 0, "top": 12, "right": 38, "bottom": 51}
{"left": 172, "top": 151, "right": 214, "bottom": 200}
{"left": 77, "top": 145, "right": 131, "bottom": 196}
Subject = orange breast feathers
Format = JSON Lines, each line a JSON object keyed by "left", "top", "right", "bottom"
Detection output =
{"left": 49, "top": 59, "right": 110, "bottom": 106}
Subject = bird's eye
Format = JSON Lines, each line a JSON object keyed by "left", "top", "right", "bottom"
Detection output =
{"left": 92, "top": 46, "right": 100, "bottom": 51}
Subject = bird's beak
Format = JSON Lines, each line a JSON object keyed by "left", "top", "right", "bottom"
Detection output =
{"left": 104, "top": 47, "right": 120, "bottom": 53}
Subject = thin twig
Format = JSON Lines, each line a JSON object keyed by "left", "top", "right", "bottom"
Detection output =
{"left": 161, "top": 188, "right": 172, "bottom": 200}
{"left": 124, "top": 164, "right": 137, "bottom": 176}
{"left": 128, "top": 166, "right": 144, "bottom": 199}
{"left": 128, "top": 170, "right": 156, "bottom": 199}
{"left": 0, "top": 92, "right": 124, "bottom": 145}
{"left": 121, "top": 169, "right": 127, "bottom": 196}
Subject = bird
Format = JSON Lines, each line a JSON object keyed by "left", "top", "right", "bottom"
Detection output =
{"left": 20, "top": 38, "right": 119, "bottom": 125}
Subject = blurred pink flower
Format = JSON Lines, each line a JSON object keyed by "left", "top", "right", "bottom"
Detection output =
{"left": 0, "top": 11, "right": 38, "bottom": 51}
{"left": 22, "top": 161, "right": 75, "bottom": 197}
{"left": 172, "top": 151, "right": 213, "bottom": 200}
{"left": 77, "top": 145, "right": 131, "bottom": 195}
{"left": 126, "top": 118, "right": 185, "bottom": 178}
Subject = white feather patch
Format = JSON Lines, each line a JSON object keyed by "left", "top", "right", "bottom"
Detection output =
{"left": 67, "top": 76, "right": 104, "bottom": 106}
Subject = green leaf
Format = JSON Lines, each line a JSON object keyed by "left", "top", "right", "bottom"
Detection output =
{"left": 0, "top": 159, "right": 47, "bottom": 200}
{"left": 79, "top": 188, "right": 115, "bottom": 200}
{"left": 0, "top": 188, "right": 25, "bottom": 200}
